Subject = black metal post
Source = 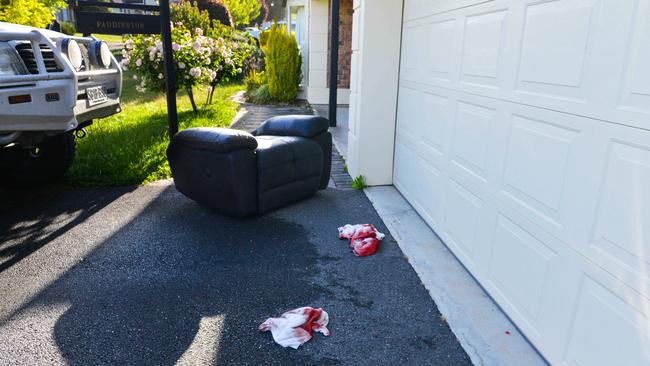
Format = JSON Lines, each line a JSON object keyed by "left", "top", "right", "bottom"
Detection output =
{"left": 160, "top": 0, "right": 178, "bottom": 137}
{"left": 328, "top": 0, "right": 339, "bottom": 127}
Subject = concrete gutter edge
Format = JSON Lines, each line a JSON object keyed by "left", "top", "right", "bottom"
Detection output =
{"left": 363, "top": 185, "right": 548, "bottom": 366}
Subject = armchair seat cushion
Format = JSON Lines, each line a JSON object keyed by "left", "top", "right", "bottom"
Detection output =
{"left": 255, "top": 136, "right": 323, "bottom": 213}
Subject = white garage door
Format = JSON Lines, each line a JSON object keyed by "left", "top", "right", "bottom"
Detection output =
{"left": 393, "top": 0, "right": 650, "bottom": 364}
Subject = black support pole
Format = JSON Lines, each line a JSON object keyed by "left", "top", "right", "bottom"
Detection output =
{"left": 328, "top": 0, "right": 339, "bottom": 127}
{"left": 160, "top": 0, "right": 178, "bottom": 137}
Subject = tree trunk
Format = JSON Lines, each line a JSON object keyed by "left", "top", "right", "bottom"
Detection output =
{"left": 186, "top": 87, "right": 198, "bottom": 114}
{"left": 210, "top": 85, "right": 216, "bottom": 104}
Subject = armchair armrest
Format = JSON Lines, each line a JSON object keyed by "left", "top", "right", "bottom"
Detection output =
{"left": 169, "top": 127, "right": 258, "bottom": 153}
{"left": 253, "top": 115, "right": 329, "bottom": 138}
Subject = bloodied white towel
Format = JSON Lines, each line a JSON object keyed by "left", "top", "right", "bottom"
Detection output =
{"left": 337, "top": 224, "right": 385, "bottom": 256}
{"left": 259, "top": 307, "right": 330, "bottom": 349}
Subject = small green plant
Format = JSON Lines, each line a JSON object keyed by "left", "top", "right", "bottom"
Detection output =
{"left": 351, "top": 175, "right": 367, "bottom": 190}
{"left": 263, "top": 23, "right": 301, "bottom": 103}
{"left": 247, "top": 83, "right": 273, "bottom": 104}
{"left": 60, "top": 21, "right": 76, "bottom": 35}
{"left": 259, "top": 30, "right": 269, "bottom": 47}
{"left": 343, "top": 164, "right": 348, "bottom": 173}
{"left": 244, "top": 70, "right": 266, "bottom": 94}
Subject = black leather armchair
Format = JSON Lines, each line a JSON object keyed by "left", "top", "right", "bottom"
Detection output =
{"left": 166, "top": 115, "right": 332, "bottom": 217}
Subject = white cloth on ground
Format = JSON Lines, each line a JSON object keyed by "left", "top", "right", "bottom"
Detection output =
{"left": 259, "top": 307, "right": 330, "bottom": 349}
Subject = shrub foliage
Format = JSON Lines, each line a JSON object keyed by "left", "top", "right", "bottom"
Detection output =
{"left": 195, "top": 0, "right": 233, "bottom": 27}
{"left": 223, "top": 0, "right": 260, "bottom": 27}
{"left": 60, "top": 21, "right": 76, "bottom": 35}
{"left": 263, "top": 24, "right": 301, "bottom": 103}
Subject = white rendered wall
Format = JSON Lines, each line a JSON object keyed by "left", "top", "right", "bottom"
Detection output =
{"left": 306, "top": 0, "right": 350, "bottom": 105}
{"left": 347, "top": 0, "right": 403, "bottom": 185}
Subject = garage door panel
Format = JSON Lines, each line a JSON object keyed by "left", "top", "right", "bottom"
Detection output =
{"left": 403, "top": 0, "right": 429, "bottom": 21}
{"left": 420, "top": 91, "right": 449, "bottom": 153}
{"left": 489, "top": 213, "right": 555, "bottom": 319}
{"left": 395, "top": 0, "right": 650, "bottom": 363}
{"left": 586, "top": 128, "right": 650, "bottom": 297}
{"left": 416, "top": 159, "right": 446, "bottom": 229}
{"left": 425, "top": 18, "right": 457, "bottom": 83}
{"left": 442, "top": 179, "right": 486, "bottom": 270}
{"left": 451, "top": 101, "right": 496, "bottom": 182}
{"left": 394, "top": 137, "right": 419, "bottom": 200}
{"left": 418, "top": 140, "right": 445, "bottom": 172}
{"left": 501, "top": 114, "right": 579, "bottom": 226}
{"left": 592, "top": 141, "right": 650, "bottom": 265}
{"left": 400, "top": 23, "right": 425, "bottom": 81}
{"left": 619, "top": 1, "right": 650, "bottom": 115}
{"left": 516, "top": 0, "right": 597, "bottom": 102}
{"left": 497, "top": 104, "right": 607, "bottom": 249}
{"left": 482, "top": 200, "right": 585, "bottom": 361}
{"left": 460, "top": 9, "right": 508, "bottom": 89}
{"left": 396, "top": 86, "right": 422, "bottom": 139}
{"left": 564, "top": 274, "right": 650, "bottom": 366}
{"left": 402, "top": 0, "right": 650, "bottom": 131}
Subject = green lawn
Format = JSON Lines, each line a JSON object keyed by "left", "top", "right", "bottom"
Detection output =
{"left": 74, "top": 33, "right": 124, "bottom": 43}
{"left": 65, "top": 72, "right": 244, "bottom": 187}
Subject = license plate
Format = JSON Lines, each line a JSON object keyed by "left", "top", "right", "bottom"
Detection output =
{"left": 86, "top": 86, "right": 107, "bottom": 106}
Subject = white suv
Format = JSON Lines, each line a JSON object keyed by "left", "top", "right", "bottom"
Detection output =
{"left": 0, "top": 21, "right": 122, "bottom": 185}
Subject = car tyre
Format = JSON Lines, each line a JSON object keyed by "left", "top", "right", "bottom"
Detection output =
{"left": 0, "top": 132, "right": 76, "bottom": 187}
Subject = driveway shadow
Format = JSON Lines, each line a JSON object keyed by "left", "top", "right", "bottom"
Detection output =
{"left": 0, "top": 186, "right": 134, "bottom": 274}
{"left": 1, "top": 184, "right": 472, "bottom": 365}
{"left": 23, "top": 186, "right": 334, "bottom": 365}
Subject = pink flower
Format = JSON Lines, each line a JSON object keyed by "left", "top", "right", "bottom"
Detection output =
{"left": 136, "top": 59, "right": 142, "bottom": 67}
{"left": 172, "top": 43, "right": 180, "bottom": 51}
{"left": 189, "top": 67, "right": 201, "bottom": 78}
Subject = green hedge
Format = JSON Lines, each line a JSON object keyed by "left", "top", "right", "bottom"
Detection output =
{"left": 263, "top": 24, "right": 301, "bottom": 103}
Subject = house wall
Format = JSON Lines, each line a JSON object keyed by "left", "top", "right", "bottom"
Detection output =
{"left": 306, "top": 0, "right": 350, "bottom": 104}
{"left": 346, "top": 0, "right": 403, "bottom": 185}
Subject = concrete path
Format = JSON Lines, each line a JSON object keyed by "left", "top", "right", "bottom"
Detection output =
{"left": 230, "top": 92, "right": 311, "bottom": 132}
{"left": 0, "top": 182, "right": 471, "bottom": 365}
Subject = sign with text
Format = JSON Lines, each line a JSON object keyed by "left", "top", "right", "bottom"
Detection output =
{"left": 73, "top": 0, "right": 178, "bottom": 137}
{"left": 75, "top": 12, "right": 161, "bottom": 35}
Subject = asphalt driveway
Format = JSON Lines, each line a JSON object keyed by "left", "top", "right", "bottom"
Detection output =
{"left": 0, "top": 181, "right": 471, "bottom": 365}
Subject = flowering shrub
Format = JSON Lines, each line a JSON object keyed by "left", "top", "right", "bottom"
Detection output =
{"left": 121, "top": 1, "right": 254, "bottom": 113}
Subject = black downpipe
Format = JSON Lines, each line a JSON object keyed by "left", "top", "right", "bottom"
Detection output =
{"left": 328, "top": 0, "right": 340, "bottom": 127}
